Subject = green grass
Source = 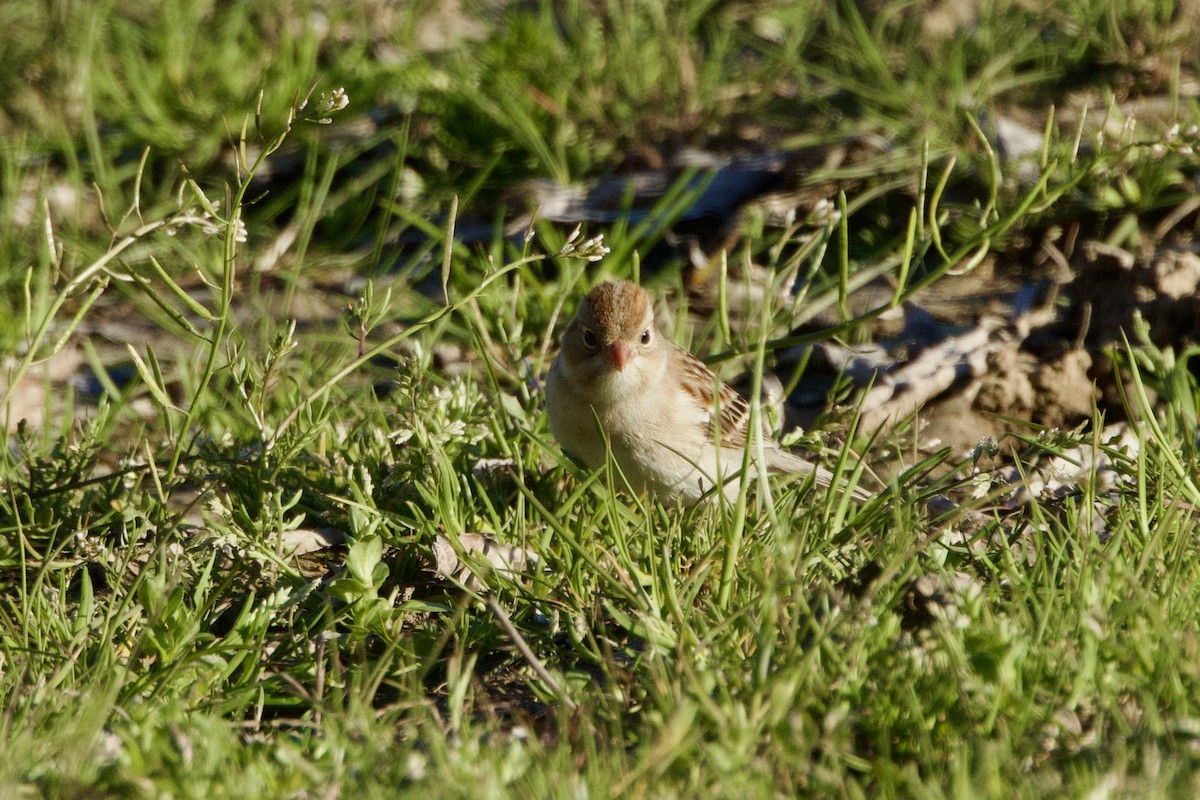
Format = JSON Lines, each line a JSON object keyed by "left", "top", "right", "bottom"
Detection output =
{"left": 4, "top": 0, "right": 1200, "bottom": 797}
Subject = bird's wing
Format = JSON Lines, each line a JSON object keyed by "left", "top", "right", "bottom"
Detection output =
{"left": 671, "top": 342, "right": 759, "bottom": 448}
{"left": 671, "top": 341, "right": 870, "bottom": 501}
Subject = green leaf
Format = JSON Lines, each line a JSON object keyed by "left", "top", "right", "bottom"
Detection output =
{"left": 346, "top": 536, "right": 383, "bottom": 585}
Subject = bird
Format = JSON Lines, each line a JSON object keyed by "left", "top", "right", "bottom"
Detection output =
{"left": 546, "top": 280, "right": 868, "bottom": 505}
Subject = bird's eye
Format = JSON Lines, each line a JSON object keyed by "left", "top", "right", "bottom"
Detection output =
{"left": 581, "top": 329, "right": 599, "bottom": 349}
{"left": 640, "top": 329, "right": 652, "bottom": 345}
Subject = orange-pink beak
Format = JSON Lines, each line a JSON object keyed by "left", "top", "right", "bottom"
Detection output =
{"left": 605, "top": 341, "right": 632, "bottom": 371}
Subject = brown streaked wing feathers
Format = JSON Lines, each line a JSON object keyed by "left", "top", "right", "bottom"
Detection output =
{"left": 670, "top": 342, "right": 762, "bottom": 448}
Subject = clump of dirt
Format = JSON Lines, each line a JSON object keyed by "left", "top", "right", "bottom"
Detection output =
{"left": 974, "top": 346, "right": 1037, "bottom": 418}
{"left": 1029, "top": 348, "right": 1097, "bottom": 427}
{"left": 975, "top": 346, "right": 1095, "bottom": 430}
{"left": 1057, "top": 237, "right": 1200, "bottom": 353}
{"left": 912, "top": 344, "right": 1095, "bottom": 463}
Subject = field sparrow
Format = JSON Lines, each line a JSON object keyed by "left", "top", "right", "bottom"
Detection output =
{"left": 546, "top": 280, "right": 867, "bottom": 504}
